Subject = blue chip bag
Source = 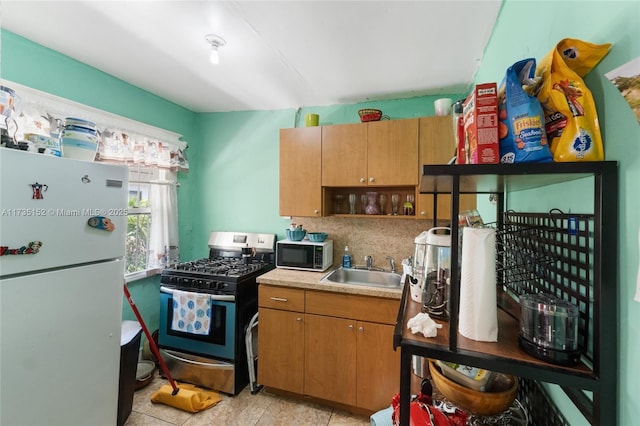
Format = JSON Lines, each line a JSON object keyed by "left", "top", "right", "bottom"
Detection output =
{"left": 498, "top": 58, "right": 553, "bottom": 163}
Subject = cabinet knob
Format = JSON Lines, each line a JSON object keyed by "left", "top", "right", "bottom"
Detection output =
{"left": 358, "top": 326, "right": 364, "bottom": 333}
{"left": 359, "top": 177, "right": 365, "bottom": 183}
{"left": 314, "top": 209, "right": 319, "bottom": 215}
{"left": 369, "top": 177, "right": 375, "bottom": 183}
{"left": 348, "top": 324, "right": 354, "bottom": 330}
{"left": 420, "top": 211, "right": 426, "bottom": 216}
{"left": 296, "top": 317, "right": 302, "bottom": 322}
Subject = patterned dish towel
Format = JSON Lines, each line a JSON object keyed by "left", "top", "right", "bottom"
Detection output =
{"left": 171, "top": 290, "right": 212, "bottom": 335}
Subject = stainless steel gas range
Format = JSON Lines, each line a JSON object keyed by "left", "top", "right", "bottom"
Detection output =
{"left": 157, "top": 231, "right": 276, "bottom": 395}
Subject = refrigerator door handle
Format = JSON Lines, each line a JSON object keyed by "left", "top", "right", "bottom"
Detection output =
{"left": 160, "top": 285, "right": 235, "bottom": 302}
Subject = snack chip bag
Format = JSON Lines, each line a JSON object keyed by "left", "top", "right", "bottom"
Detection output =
{"left": 535, "top": 38, "right": 611, "bottom": 162}
{"left": 498, "top": 58, "right": 553, "bottom": 163}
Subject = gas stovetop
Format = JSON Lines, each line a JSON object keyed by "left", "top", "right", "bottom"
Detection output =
{"left": 171, "top": 257, "right": 269, "bottom": 277}
{"left": 160, "top": 231, "right": 276, "bottom": 294}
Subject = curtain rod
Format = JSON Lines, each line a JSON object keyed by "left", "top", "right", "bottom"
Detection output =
{"left": 129, "top": 179, "right": 180, "bottom": 187}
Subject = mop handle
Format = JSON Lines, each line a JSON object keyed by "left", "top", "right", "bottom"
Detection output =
{"left": 123, "top": 283, "right": 179, "bottom": 395}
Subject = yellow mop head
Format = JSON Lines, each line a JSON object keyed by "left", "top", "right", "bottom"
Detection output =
{"left": 150, "top": 382, "right": 222, "bottom": 413}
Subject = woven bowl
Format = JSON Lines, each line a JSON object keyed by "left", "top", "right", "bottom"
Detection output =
{"left": 428, "top": 360, "right": 518, "bottom": 416}
{"left": 285, "top": 229, "right": 306, "bottom": 241}
{"left": 308, "top": 232, "right": 328, "bottom": 242}
{"left": 358, "top": 108, "right": 383, "bottom": 122}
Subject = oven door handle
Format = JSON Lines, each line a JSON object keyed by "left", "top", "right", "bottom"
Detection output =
{"left": 160, "top": 286, "right": 235, "bottom": 302}
{"left": 162, "top": 349, "right": 234, "bottom": 369}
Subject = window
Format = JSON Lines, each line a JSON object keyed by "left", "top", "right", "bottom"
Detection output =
{"left": 126, "top": 167, "right": 179, "bottom": 275}
{"left": 127, "top": 169, "right": 153, "bottom": 274}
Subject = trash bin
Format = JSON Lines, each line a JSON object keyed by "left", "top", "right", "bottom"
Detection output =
{"left": 118, "top": 320, "right": 142, "bottom": 426}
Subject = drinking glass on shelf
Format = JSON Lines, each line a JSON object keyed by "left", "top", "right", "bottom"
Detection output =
{"left": 349, "top": 193, "right": 356, "bottom": 214}
{"left": 379, "top": 194, "right": 387, "bottom": 215}
{"left": 391, "top": 194, "right": 399, "bottom": 215}
{"left": 361, "top": 194, "right": 368, "bottom": 214}
{"left": 335, "top": 194, "right": 345, "bottom": 214}
{"left": 404, "top": 194, "right": 414, "bottom": 215}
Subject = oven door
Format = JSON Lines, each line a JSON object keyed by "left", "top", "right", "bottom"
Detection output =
{"left": 158, "top": 286, "right": 236, "bottom": 360}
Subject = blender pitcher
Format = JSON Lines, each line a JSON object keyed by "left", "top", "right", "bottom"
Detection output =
{"left": 421, "top": 227, "right": 451, "bottom": 319}
{"left": 410, "top": 231, "right": 429, "bottom": 303}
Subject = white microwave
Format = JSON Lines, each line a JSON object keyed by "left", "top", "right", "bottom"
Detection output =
{"left": 276, "top": 239, "right": 333, "bottom": 272}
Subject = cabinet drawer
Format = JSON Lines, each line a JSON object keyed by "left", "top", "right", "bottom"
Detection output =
{"left": 306, "top": 290, "right": 399, "bottom": 324}
{"left": 259, "top": 285, "right": 305, "bottom": 312}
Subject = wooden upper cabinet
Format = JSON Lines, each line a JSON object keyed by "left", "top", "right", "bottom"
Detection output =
{"left": 322, "top": 119, "right": 419, "bottom": 187}
{"left": 367, "top": 118, "right": 419, "bottom": 186}
{"left": 279, "top": 127, "right": 322, "bottom": 217}
{"left": 321, "top": 123, "right": 367, "bottom": 186}
{"left": 419, "top": 116, "right": 456, "bottom": 167}
{"left": 418, "top": 116, "right": 476, "bottom": 220}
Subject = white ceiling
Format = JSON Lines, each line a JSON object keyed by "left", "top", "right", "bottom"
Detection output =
{"left": 1, "top": 1, "right": 502, "bottom": 113}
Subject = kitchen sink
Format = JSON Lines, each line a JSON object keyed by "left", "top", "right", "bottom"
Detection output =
{"left": 320, "top": 267, "right": 402, "bottom": 288}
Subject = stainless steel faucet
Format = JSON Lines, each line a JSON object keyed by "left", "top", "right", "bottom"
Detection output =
{"left": 364, "top": 255, "right": 373, "bottom": 270}
{"left": 386, "top": 256, "right": 396, "bottom": 274}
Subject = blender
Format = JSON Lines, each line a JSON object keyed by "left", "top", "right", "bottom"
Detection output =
{"left": 421, "top": 227, "right": 451, "bottom": 319}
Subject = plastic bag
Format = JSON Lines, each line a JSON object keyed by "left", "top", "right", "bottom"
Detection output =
{"left": 498, "top": 58, "right": 553, "bottom": 163}
{"left": 391, "top": 379, "right": 467, "bottom": 426}
{"left": 535, "top": 38, "right": 611, "bottom": 162}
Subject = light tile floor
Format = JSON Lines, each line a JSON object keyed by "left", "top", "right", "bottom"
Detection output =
{"left": 125, "top": 375, "right": 372, "bottom": 426}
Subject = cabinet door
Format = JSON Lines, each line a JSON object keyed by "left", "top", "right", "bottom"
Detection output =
{"left": 280, "top": 127, "right": 322, "bottom": 217}
{"left": 418, "top": 116, "right": 476, "bottom": 220}
{"left": 257, "top": 308, "right": 305, "bottom": 394}
{"left": 304, "top": 314, "right": 357, "bottom": 405}
{"left": 321, "top": 123, "right": 367, "bottom": 187}
{"left": 356, "top": 322, "right": 400, "bottom": 411}
{"left": 367, "top": 118, "right": 419, "bottom": 186}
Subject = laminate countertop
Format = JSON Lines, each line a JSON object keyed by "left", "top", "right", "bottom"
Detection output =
{"left": 256, "top": 267, "right": 403, "bottom": 300}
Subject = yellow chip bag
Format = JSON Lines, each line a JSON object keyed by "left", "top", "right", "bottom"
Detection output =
{"left": 535, "top": 39, "right": 611, "bottom": 162}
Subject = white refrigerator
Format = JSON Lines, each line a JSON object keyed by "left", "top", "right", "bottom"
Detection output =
{"left": 0, "top": 148, "right": 128, "bottom": 425}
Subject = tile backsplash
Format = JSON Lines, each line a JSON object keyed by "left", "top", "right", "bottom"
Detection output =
{"left": 292, "top": 216, "right": 449, "bottom": 271}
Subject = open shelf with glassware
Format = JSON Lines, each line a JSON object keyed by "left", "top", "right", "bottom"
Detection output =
{"left": 393, "top": 161, "right": 618, "bottom": 425}
{"left": 323, "top": 187, "right": 418, "bottom": 218}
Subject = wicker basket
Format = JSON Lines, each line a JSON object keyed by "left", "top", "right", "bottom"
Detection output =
{"left": 428, "top": 360, "right": 518, "bottom": 416}
{"left": 358, "top": 108, "right": 383, "bottom": 122}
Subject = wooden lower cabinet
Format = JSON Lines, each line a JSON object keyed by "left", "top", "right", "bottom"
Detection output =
{"left": 257, "top": 307, "right": 304, "bottom": 394}
{"left": 257, "top": 286, "right": 305, "bottom": 394}
{"left": 258, "top": 284, "right": 400, "bottom": 413}
{"left": 355, "top": 321, "right": 400, "bottom": 411}
{"left": 304, "top": 315, "right": 399, "bottom": 411}
{"left": 304, "top": 314, "right": 357, "bottom": 405}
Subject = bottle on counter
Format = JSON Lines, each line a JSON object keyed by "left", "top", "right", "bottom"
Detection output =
{"left": 342, "top": 246, "right": 352, "bottom": 268}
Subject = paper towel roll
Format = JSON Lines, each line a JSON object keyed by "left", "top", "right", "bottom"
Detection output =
{"left": 458, "top": 227, "right": 498, "bottom": 342}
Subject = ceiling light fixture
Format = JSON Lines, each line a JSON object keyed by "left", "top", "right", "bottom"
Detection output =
{"left": 205, "top": 34, "right": 226, "bottom": 65}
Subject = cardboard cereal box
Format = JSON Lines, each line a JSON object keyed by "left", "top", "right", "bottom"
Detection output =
{"left": 463, "top": 83, "right": 499, "bottom": 164}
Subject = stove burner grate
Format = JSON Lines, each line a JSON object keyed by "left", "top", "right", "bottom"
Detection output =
{"left": 172, "top": 257, "right": 268, "bottom": 277}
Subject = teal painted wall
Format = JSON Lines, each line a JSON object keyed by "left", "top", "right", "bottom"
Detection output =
{"left": 476, "top": 1, "right": 640, "bottom": 424}
{"left": 191, "top": 96, "right": 464, "bottom": 258}
{"left": 3, "top": 1, "right": 640, "bottom": 421}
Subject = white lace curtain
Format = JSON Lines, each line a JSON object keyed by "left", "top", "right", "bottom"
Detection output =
{"left": 146, "top": 169, "right": 179, "bottom": 269}
{"left": 97, "top": 129, "right": 189, "bottom": 172}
